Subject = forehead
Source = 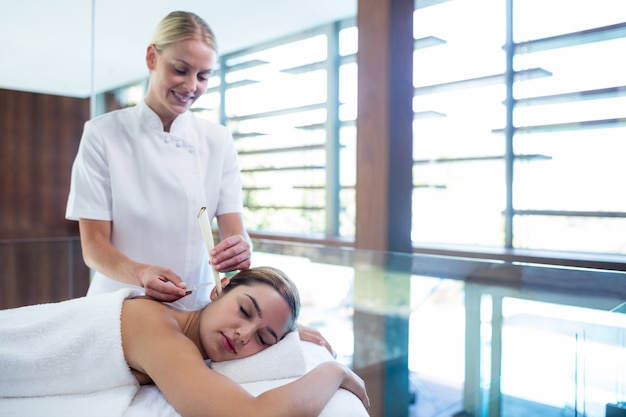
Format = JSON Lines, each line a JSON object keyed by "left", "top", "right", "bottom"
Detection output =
{"left": 161, "top": 38, "right": 217, "bottom": 69}
{"left": 234, "top": 284, "right": 293, "bottom": 335}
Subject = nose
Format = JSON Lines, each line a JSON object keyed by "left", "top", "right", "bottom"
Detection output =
{"left": 236, "top": 325, "right": 254, "bottom": 345}
{"left": 183, "top": 74, "right": 197, "bottom": 92}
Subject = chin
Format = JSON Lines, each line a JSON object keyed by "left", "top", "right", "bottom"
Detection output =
{"left": 169, "top": 103, "right": 190, "bottom": 114}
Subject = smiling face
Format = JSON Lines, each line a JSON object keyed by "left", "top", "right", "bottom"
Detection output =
{"left": 198, "top": 283, "right": 293, "bottom": 362}
{"left": 144, "top": 37, "right": 217, "bottom": 130}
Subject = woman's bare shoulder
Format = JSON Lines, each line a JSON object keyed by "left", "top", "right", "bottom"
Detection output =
{"left": 121, "top": 297, "right": 194, "bottom": 379}
{"left": 121, "top": 297, "right": 184, "bottom": 331}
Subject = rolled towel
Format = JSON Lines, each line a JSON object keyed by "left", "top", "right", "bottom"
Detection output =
{"left": 209, "top": 330, "right": 306, "bottom": 384}
{"left": 0, "top": 289, "right": 140, "bottom": 397}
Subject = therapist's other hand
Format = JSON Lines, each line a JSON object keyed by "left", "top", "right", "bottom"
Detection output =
{"left": 210, "top": 234, "right": 251, "bottom": 273}
{"left": 297, "top": 323, "right": 336, "bottom": 357}
{"left": 138, "top": 264, "right": 187, "bottom": 302}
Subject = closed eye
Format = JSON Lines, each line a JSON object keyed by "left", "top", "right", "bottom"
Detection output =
{"left": 198, "top": 71, "right": 211, "bottom": 82}
{"left": 173, "top": 66, "right": 187, "bottom": 75}
{"left": 240, "top": 306, "right": 250, "bottom": 318}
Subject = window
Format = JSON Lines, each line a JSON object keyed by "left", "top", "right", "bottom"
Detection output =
{"left": 412, "top": 0, "right": 626, "bottom": 255}
{"left": 208, "top": 21, "right": 357, "bottom": 237}
{"left": 511, "top": 0, "right": 626, "bottom": 253}
{"left": 412, "top": 0, "right": 507, "bottom": 247}
{"left": 198, "top": 1, "right": 626, "bottom": 256}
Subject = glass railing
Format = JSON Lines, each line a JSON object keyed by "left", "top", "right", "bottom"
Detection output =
{"left": 251, "top": 239, "right": 626, "bottom": 417}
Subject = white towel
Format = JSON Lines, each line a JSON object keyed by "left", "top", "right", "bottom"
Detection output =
{"left": 0, "top": 288, "right": 139, "bottom": 397}
{"left": 209, "top": 330, "right": 306, "bottom": 384}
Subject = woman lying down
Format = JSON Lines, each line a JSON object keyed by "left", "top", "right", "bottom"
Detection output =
{"left": 0, "top": 266, "right": 369, "bottom": 417}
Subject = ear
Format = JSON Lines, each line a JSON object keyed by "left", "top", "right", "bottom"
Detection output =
{"left": 146, "top": 44, "right": 157, "bottom": 71}
{"left": 209, "top": 276, "right": 232, "bottom": 301}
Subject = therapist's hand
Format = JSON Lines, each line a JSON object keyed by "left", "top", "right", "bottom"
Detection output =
{"left": 210, "top": 234, "right": 251, "bottom": 273}
{"left": 297, "top": 323, "right": 336, "bottom": 357}
{"left": 138, "top": 264, "right": 187, "bottom": 302}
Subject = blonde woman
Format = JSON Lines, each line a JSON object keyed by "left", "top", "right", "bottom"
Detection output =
{"left": 66, "top": 11, "right": 250, "bottom": 310}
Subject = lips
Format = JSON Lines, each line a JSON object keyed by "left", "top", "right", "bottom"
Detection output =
{"left": 221, "top": 333, "right": 236, "bottom": 354}
{"left": 172, "top": 90, "right": 194, "bottom": 103}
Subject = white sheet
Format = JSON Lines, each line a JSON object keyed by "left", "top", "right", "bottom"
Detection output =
{"left": 0, "top": 386, "right": 138, "bottom": 417}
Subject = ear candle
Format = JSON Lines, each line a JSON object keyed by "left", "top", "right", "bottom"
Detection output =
{"left": 197, "top": 207, "right": 222, "bottom": 295}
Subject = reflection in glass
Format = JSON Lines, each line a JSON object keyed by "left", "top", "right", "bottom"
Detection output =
{"left": 501, "top": 298, "right": 626, "bottom": 416}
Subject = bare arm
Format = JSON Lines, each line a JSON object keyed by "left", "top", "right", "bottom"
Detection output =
{"left": 213, "top": 213, "right": 252, "bottom": 273}
{"left": 79, "top": 219, "right": 187, "bottom": 301}
{"left": 162, "top": 356, "right": 367, "bottom": 417}
{"left": 252, "top": 361, "right": 369, "bottom": 416}
{"left": 121, "top": 300, "right": 369, "bottom": 417}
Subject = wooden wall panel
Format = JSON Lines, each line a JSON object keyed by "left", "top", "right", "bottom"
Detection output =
{"left": 0, "top": 239, "right": 89, "bottom": 309}
{"left": 0, "top": 89, "right": 88, "bottom": 239}
{"left": 0, "top": 89, "right": 91, "bottom": 308}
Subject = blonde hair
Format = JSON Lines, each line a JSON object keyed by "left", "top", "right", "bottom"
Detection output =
{"left": 151, "top": 11, "right": 217, "bottom": 54}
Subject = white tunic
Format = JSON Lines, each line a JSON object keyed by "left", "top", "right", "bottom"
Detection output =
{"left": 66, "top": 101, "right": 243, "bottom": 310}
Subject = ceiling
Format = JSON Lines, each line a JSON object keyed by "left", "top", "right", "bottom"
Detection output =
{"left": 0, "top": 0, "right": 356, "bottom": 98}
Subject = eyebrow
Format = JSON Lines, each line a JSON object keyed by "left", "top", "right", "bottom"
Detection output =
{"left": 245, "top": 293, "right": 278, "bottom": 343}
{"left": 172, "top": 58, "right": 213, "bottom": 74}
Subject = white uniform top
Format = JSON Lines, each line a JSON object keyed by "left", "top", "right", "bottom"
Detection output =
{"left": 66, "top": 100, "right": 243, "bottom": 310}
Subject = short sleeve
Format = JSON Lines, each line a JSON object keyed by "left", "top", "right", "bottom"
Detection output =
{"left": 65, "top": 120, "right": 113, "bottom": 221}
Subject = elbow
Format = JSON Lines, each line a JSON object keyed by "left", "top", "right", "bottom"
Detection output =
{"left": 81, "top": 244, "right": 97, "bottom": 270}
